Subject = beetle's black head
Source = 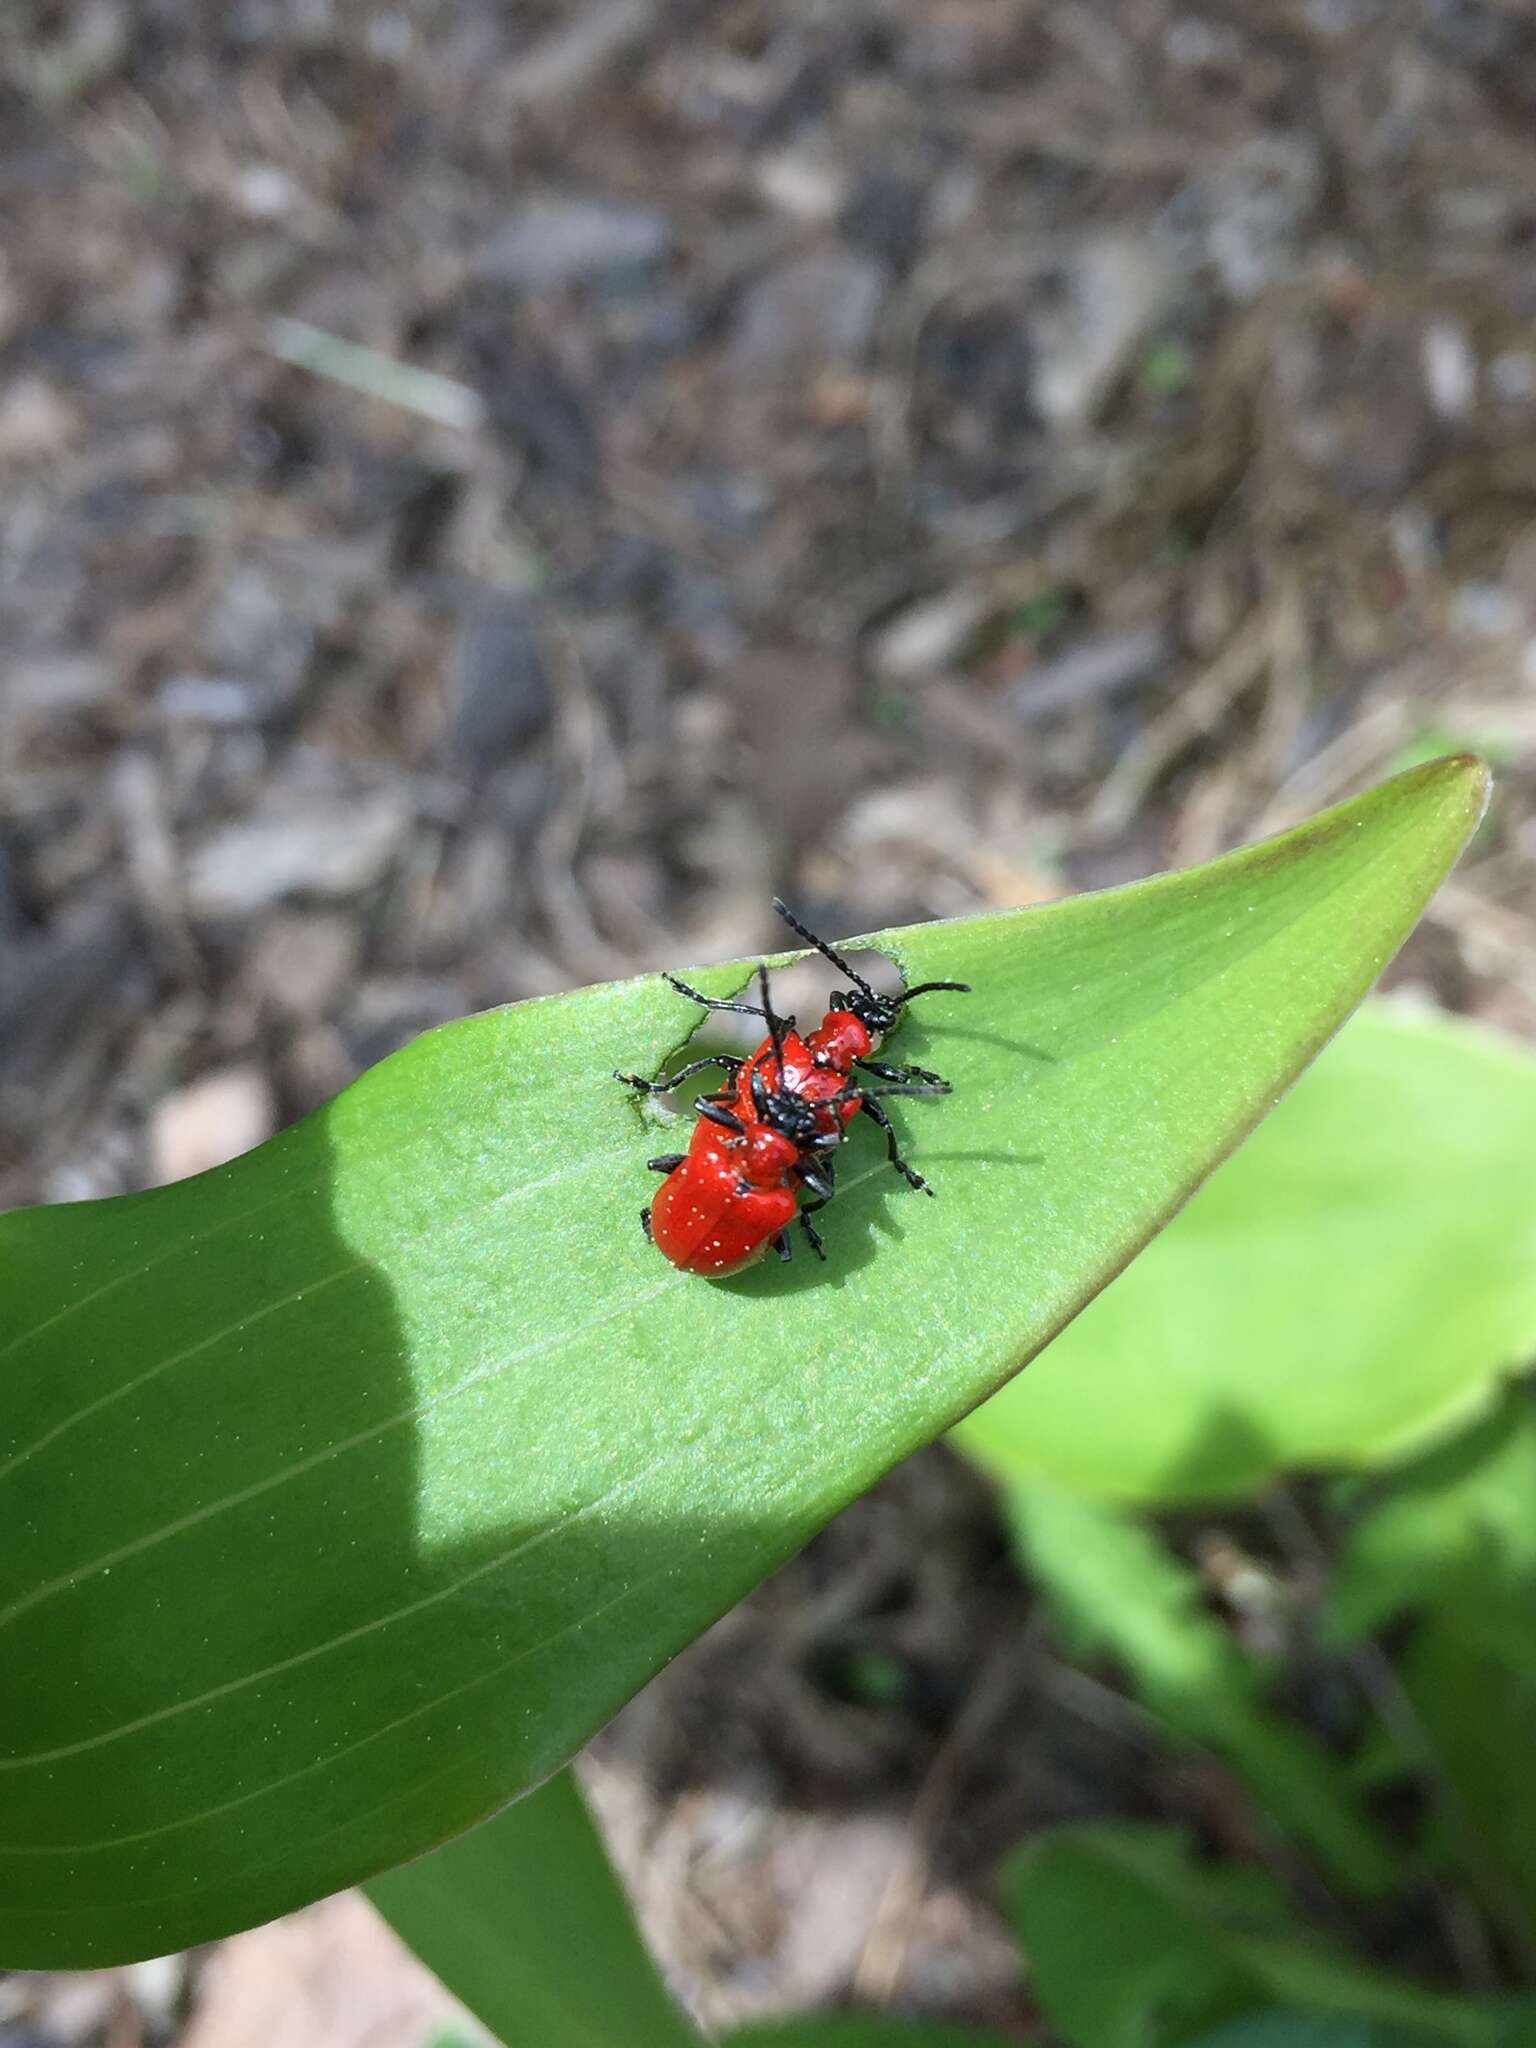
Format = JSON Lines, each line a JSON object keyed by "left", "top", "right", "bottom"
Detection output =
{"left": 836, "top": 986, "right": 901, "bottom": 1039}
{"left": 750, "top": 1063, "right": 824, "bottom": 1145}
{"left": 772, "top": 898, "right": 970, "bottom": 1039}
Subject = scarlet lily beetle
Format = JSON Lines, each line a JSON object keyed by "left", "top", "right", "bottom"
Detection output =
{"left": 617, "top": 902, "right": 970, "bottom": 1275}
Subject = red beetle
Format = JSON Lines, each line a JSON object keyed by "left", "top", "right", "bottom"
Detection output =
{"left": 640, "top": 1092, "right": 806, "bottom": 1277}
{"left": 619, "top": 904, "right": 969, "bottom": 1274}
{"left": 730, "top": 899, "right": 969, "bottom": 1195}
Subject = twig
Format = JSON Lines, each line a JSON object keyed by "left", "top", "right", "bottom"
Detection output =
{"left": 1249, "top": 697, "right": 1417, "bottom": 837}
{"left": 1089, "top": 610, "right": 1274, "bottom": 836}
{"left": 264, "top": 317, "right": 485, "bottom": 433}
{"left": 851, "top": 1627, "right": 1030, "bottom": 2005}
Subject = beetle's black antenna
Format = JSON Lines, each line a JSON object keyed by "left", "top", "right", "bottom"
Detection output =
{"left": 772, "top": 897, "right": 879, "bottom": 1003}
{"left": 757, "top": 960, "right": 790, "bottom": 1086}
{"left": 772, "top": 898, "right": 970, "bottom": 1011}
{"left": 896, "top": 979, "right": 973, "bottom": 1003}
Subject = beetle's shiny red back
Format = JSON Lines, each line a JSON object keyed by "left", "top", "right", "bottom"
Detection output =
{"left": 649, "top": 1120, "right": 799, "bottom": 1275}
{"left": 734, "top": 1029, "right": 816, "bottom": 1108}
{"left": 734, "top": 1016, "right": 872, "bottom": 1137}
{"left": 805, "top": 1008, "right": 875, "bottom": 1072}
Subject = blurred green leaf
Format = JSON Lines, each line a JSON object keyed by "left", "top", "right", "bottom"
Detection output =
{"left": 1179, "top": 2024, "right": 1385, "bottom": 2048}
{"left": 1397, "top": 1613, "right": 1536, "bottom": 1950}
{"left": 1004, "top": 1483, "right": 1394, "bottom": 1894}
{"left": 369, "top": 1770, "right": 699, "bottom": 2048}
{"left": 0, "top": 757, "right": 1485, "bottom": 1965}
{"left": 1181, "top": 2015, "right": 1505, "bottom": 2048}
{"left": 955, "top": 1002, "right": 1536, "bottom": 1505}
{"left": 1330, "top": 1394, "right": 1536, "bottom": 1943}
{"left": 1327, "top": 1397, "right": 1536, "bottom": 1644}
{"left": 732, "top": 2022, "right": 1017, "bottom": 2047}
{"left": 1004, "top": 1824, "right": 1502, "bottom": 2048}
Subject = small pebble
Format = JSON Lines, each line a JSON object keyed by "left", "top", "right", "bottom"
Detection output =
{"left": 1449, "top": 581, "right": 1526, "bottom": 640}
{"left": 150, "top": 1066, "right": 277, "bottom": 1183}
{"left": 234, "top": 163, "right": 301, "bottom": 219}
{"left": 452, "top": 592, "right": 550, "bottom": 763}
{"left": 1422, "top": 319, "right": 1476, "bottom": 421}
{"left": 475, "top": 195, "right": 671, "bottom": 290}
{"left": 755, "top": 148, "right": 846, "bottom": 223}
{"left": 185, "top": 787, "right": 409, "bottom": 917}
{"left": 729, "top": 249, "right": 885, "bottom": 373}
{"left": 1004, "top": 626, "right": 1171, "bottom": 723}
{"left": 246, "top": 912, "right": 362, "bottom": 1020}
{"left": 1030, "top": 235, "right": 1173, "bottom": 427}
{"left": 0, "top": 373, "right": 81, "bottom": 459}
{"left": 868, "top": 588, "right": 986, "bottom": 679}
{"left": 1489, "top": 351, "right": 1536, "bottom": 404}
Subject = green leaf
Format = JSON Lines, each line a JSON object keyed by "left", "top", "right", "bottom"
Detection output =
{"left": 1181, "top": 2016, "right": 1496, "bottom": 2048}
{"left": 368, "top": 1770, "right": 700, "bottom": 2048}
{"left": 1002, "top": 1823, "right": 1291, "bottom": 2048}
{"left": 1003, "top": 1484, "right": 1394, "bottom": 1894}
{"left": 1393, "top": 1609, "right": 1536, "bottom": 1947}
{"left": 1329, "top": 1394, "right": 1536, "bottom": 1941}
{"left": 1327, "top": 1395, "right": 1536, "bottom": 1644}
{"left": 1003, "top": 1823, "right": 1500, "bottom": 2048}
{"left": 954, "top": 1000, "right": 1536, "bottom": 1505}
{"left": 0, "top": 757, "right": 1485, "bottom": 1966}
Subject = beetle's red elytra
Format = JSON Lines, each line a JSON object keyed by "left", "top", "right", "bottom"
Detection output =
{"left": 616, "top": 900, "right": 970, "bottom": 1276}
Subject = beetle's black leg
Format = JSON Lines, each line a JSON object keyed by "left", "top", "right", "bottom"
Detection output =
{"left": 615, "top": 1054, "right": 743, "bottom": 1094}
{"left": 772, "top": 1230, "right": 793, "bottom": 1263}
{"left": 795, "top": 1149, "right": 833, "bottom": 1260}
{"left": 855, "top": 1057, "right": 950, "bottom": 1090}
{"left": 697, "top": 1096, "right": 748, "bottom": 1134}
{"left": 664, "top": 974, "right": 770, "bottom": 1019}
{"left": 646, "top": 1154, "right": 686, "bottom": 1174}
{"left": 796, "top": 1149, "right": 837, "bottom": 1194}
{"left": 860, "top": 1096, "right": 933, "bottom": 1195}
{"left": 641, "top": 1206, "right": 653, "bottom": 1240}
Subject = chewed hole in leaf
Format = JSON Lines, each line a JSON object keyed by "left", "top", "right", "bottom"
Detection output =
{"left": 643, "top": 940, "right": 904, "bottom": 1102}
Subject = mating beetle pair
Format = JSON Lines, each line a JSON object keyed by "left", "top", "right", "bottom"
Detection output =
{"left": 617, "top": 901, "right": 970, "bottom": 1276}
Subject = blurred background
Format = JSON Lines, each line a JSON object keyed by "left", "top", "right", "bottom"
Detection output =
{"left": 5, "top": 1, "right": 1536, "bottom": 2043}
